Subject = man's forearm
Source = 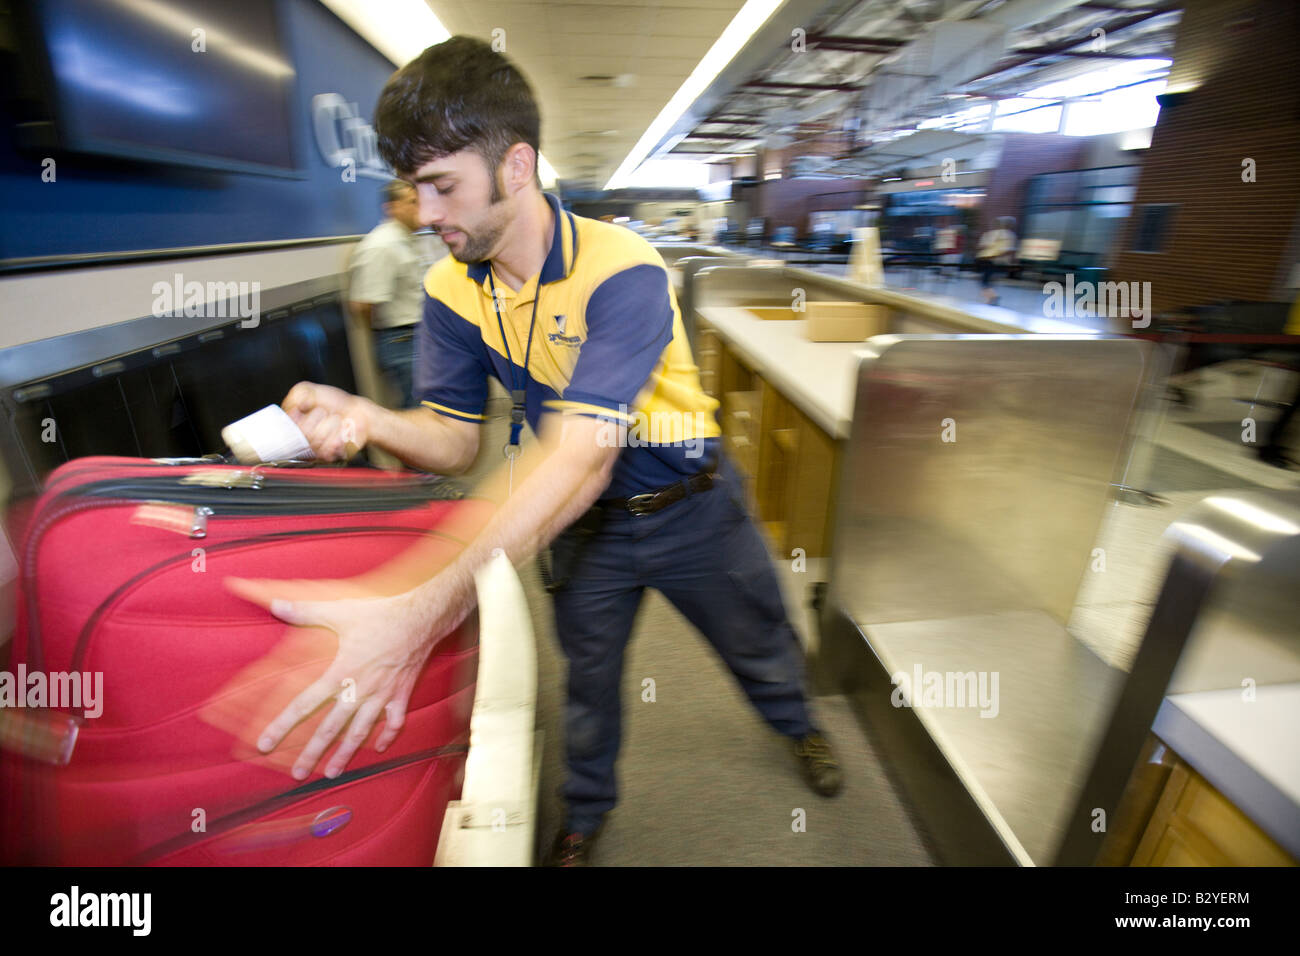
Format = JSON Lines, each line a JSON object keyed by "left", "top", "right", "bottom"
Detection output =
{"left": 365, "top": 404, "right": 477, "bottom": 475}
{"left": 404, "top": 423, "right": 614, "bottom": 634}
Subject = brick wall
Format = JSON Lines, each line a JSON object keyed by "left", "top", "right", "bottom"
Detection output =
{"left": 1108, "top": 0, "right": 1300, "bottom": 316}
{"left": 755, "top": 177, "right": 869, "bottom": 236}
{"left": 981, "top": 133, "right": 1090, "bottom": 234}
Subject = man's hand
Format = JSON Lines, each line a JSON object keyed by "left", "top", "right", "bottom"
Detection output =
{"left": 224, "top": 575, "right": 467, "bottom": 780}
{"left": 282, "top": 382, "right": 376, "bottom": 461}
{"left": 284, "top": 380, "right": 482, "bottom": 475}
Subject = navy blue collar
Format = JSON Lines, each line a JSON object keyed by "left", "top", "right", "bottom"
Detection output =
{"left": 466, "top": 192, "right": 577, "bottom": 287}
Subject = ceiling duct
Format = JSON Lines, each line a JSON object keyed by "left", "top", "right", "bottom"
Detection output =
{"left": 789, "top": 154, "right": 838, "bottom": 178}
{"left": 827, "top": 128, "right": 1004, "bottom": 178}
{"left": 862, "top": 0, "right": 1085, "bottom": 133}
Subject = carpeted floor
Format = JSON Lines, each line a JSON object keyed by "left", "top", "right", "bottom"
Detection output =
{"left": 460, "top": 382, "right": 936, "bottom": 866}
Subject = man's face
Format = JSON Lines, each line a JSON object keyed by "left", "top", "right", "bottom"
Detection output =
{"left": 385, "top": 187, "right": 420, "bottom": 232}
{"left": 407, "top": 150, "right": 511, "bottom": 264}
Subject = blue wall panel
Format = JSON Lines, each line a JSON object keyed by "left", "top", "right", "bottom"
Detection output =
{"left": 0, "top": 0, "right": 402, "bottom": 260}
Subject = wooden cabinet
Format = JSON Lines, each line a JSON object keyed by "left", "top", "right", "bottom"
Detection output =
{"left": 1130, "top": 756, "right": 1296, "bottom": 866}
{"left": 696, "top": 327, "right": 721, "bottom": 397}
{"left": 698, "top": 320, "right": 839, "bottom": 557}
{"left": 1104, "top": 735, "right": 1296, "bottom": 866}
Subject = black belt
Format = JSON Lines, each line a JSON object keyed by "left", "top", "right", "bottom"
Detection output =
{"left": 600, "top": 471, "right": 717, "bottom": 515}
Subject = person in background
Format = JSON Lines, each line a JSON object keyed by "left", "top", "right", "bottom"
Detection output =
{"left": 933, "top": 219, "right": 963, "bottom": 280}
{"left": 976, "top": 216, "right": 1017, "bottom": 306}
{"left": 349, "top": 180, "right": 446, "bottom": 408}
{"left": 1258, "top": 285, "right": 1300, "bottom": 468}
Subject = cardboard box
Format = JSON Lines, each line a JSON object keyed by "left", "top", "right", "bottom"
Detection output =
{"left": 803, "top": 301, "right": 890, "bottom": 342}
{"left": 745, "top": 305, "right": 805, "bottom": 321}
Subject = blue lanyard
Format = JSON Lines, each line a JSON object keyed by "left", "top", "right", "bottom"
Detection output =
{"left": 486, "top": 268, "right": 541, "bottom": 449}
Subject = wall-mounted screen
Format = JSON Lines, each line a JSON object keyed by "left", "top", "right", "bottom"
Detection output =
{"left": 18, "top": 0, "right": 298, "bottom": 176}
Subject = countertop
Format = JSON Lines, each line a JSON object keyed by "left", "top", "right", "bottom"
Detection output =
{"left": 697, "top": 305, "right": 869, "bottom": 439}
{"left": 700, "top": 299, "right": 1298, "bottom": 859}
{"left": 1152, "top": 683, "right": 1300, "bottom": 859}
{"left": 695, "top": 300, "right": 1097, "bottom": 440}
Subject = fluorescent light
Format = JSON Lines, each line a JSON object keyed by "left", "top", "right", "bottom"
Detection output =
{"left": 621, "top": 159, "right": 713, "bottom": 189}
{"left": 604, "top": 0, "right": 784, "bottom": 190}
{"left": 316, "top": 1, "right": 560, "bottom": 183}
{"left": 317, "top": 0, "right": 450, "bottom": 66}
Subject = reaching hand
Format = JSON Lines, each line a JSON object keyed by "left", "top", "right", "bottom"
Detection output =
{"left": 224, "top": 575, "right": 463, "bottom": 780}
{"left": 282, "top": 382, "right": 375, "bottom": 461}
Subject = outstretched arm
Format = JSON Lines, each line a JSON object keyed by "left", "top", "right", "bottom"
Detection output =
{"left": 229, "top": 410, "right": 620, "bottom": 780}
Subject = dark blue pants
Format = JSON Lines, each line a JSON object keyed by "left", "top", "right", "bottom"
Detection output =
{"left": 374, "top": 325, "right": 416, "bottom": 408}
{"left": 551, "top": 461, "right": 817, "bottom": 836}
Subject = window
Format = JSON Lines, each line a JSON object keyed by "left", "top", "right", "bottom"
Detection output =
{"left": 1132, "top": 204, "right": 1176, "bottom": 253}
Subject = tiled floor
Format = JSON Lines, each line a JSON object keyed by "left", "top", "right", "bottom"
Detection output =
{"left": 1069, "top": 361, "right": 1300, "bottom": 671}
{"left": 804, "top": 262, "right": 1119, "bottom": 333}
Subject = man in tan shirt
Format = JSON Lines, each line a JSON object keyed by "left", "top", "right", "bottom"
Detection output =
{"left": 349, "top": 180, "right": 445, "bottom": 407}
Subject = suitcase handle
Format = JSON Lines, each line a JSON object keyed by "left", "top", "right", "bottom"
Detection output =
{"left": 151, "top": 455, "right": 358, "bottom": 471}
{"left": 150, "top": 455, "right": 320, "bottom": 468}
{"left": 0, "top": 709, "right": 80, "bottom": 766}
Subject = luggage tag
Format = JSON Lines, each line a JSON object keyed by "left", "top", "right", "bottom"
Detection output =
{"left": 222, "top": 405, "right": 315, "bottom": 465}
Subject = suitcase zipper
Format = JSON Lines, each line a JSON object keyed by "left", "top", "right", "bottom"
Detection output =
{"left": 67, "top": 523, "right": 468, "bottom": 673}
{"left": 22, "top": 470, "right": 465, "bottom": 668}
{"left": 38, "top": 455, "right": 228, "bottom": 495}
{"left": 40, "top": 455, "right": 347, "bottom": 492}
{"left": 49, "top": 474, "right": 464, "bottom": 514}
{"left": 10, "top": 522, "right": 469, "bottom": 763}
{"left": 129, "top": 742, "right": 471, "bottom": 864}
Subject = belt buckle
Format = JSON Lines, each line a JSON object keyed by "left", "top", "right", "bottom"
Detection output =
{"left": 625, "top": 492, "right": 658, "bottom": 516}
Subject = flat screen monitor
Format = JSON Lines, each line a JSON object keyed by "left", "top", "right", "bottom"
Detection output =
{"left": 18, "top": 0, "right": 298, "bottom": 176}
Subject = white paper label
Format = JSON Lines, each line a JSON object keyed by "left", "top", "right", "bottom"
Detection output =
{"left": 221, "top": 405, "right": 315, "bottom": 464}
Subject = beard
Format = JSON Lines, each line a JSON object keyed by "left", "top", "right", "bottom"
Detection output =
{"left": 442, "top": 173, "right": 509, "bottom": 264}
{"left": 446, "top": 218, "right": 505, "bottom": 263}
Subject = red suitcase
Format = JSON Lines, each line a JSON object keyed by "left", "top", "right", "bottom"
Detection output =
{"left": 0, "top": 456, "right": 485, "bottom": 866}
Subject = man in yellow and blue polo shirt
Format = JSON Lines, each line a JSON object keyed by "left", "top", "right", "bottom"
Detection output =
{"left": 247, "top": 36, "right": 840, "bottom": 867}
{"left": 415, "top": 191, "right": 723, "bottom": 500}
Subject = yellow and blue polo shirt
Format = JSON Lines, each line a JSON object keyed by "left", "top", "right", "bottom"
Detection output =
{"left": 413, "top": 192, "right": 721, "bottom": 497}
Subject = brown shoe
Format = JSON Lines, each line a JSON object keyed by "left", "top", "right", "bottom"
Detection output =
{"left": 793, "top": 733, "right": 843, "bottom": 797}
{"left": 543, "top": 827, "right": 600, "bottom": 866}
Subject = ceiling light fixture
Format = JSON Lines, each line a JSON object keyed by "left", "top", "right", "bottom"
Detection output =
{"left": 603, "top": 0, "right": 784, "bottom": 191}
{"left": 318, "top": 0, "right": 560, "bottom": 185}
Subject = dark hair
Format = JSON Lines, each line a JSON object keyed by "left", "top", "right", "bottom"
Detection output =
{"left": 382, "top": 179, "right": 414, "bottom": 205}
{"left": 375, "top": 35, "right": 541, "bottom": 187}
